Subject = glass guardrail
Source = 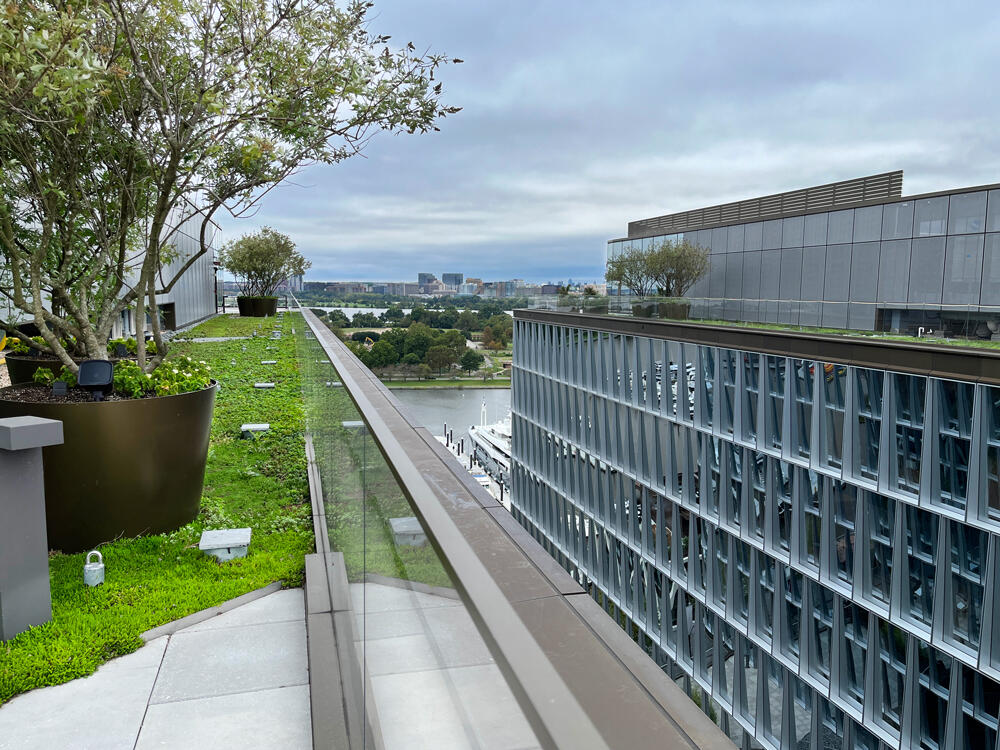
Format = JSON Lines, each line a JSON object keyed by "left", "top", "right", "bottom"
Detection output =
{"left": 294, "top": 314, "right": 542, "bottom": 750}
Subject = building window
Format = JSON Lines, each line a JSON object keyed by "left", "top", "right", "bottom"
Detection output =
{"left": 739, "top": 643, "right": 760, "bottom": 726}
{"left": 706, "top": 437, "right": 721, "bottom": 518}
{"left": 841, "top": 601, "right": 868, "bottom": 707}
{"left": 782, "top": 565, "right": 802, "bottom": 660}
{"left": 766, "top": 356, "right": 786, "bottom": 450}
{"left": 800, "top": 469, "right": 822, "bottom": 568}
{"left": 720, "top": 349, "right": 736, "bottom": 435}
{"left": 742, "top": 352, "right": 760, "bottom": 442}
{"left": 694, "top": 517, "right": 709, "bottom": 596}
{"left": 700, "top": 347, "right": 715, "bottom": 429}
{"left": 949, "top": 520, "right": 986, "bottom": 650}
{"left": 775, "top": 461, "right": 792, "bottom": 552}
{"left": 757, "top": 551, "right": 775, "bottom": 642}
{"left": 831, "top": 481, "right": 857, "bottom": 587}
{"left": 938, "top": 379, "right": 974, "bottom": 510}
{"left": 877, "top": 620, "right": 907, "bottom": 732}
{"left": 750, "top": 452, "right": 767, "bottom": 541}
{"left": 905, "top": 506, "right": 938, "bottom": 629}
{"left": 960, "top": 666, "right": 1000, "bottom": 750}
{"left": 855, "top": 368, "right": 884, "bottom": 482}
{"left": 986, "top": 387, "right": 1000, "bottom": 519}
{"left": 893, "top": 373, "right": 925, "bottom": 496}
{"left": 821, "top": 363, "right": 847, "bottom": 469}
{"left": 809, "top": 581, "right": 833, "bottom": 682}
{"left": 866, "top": 491, "right": 895, "bottom": 606}
{"left": 727, "top": 443, "right": 743, "bottom": 529}
{"left": 818, "top": 698, "right": 844, "bottom": 748}
{"left": 714, "top": 527, "right": 729, "bottom": 608}
{"left": 735, "top": 541, "right": 751, "bottom": 623}
{"left": 764, "top": 656, "right": 784, "bottom": 746}
{"left": 792, "top": 359, "right": 814, "bottom": 460}
{"left": 917, "top": 643, "right": 952, "bottom": 750}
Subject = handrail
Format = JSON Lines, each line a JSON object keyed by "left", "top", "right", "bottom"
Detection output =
{"left": 297, "top": 306, "right": 735, "bottom": 750}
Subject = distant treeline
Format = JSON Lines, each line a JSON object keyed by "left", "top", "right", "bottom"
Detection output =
{"left": 296, "top": 290, "right": 530, "bottom": 311}
{"left": 312, "top": 303, "right": 513, "bottom": 349}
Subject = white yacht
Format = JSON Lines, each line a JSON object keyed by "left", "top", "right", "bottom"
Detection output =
{"left": 469, "top": 400, "right": 511, "bottom": 487}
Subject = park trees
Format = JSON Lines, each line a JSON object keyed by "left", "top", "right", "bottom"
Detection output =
{"left": 460, "top": 349, "right": 485, "bottom": 373}
{"left": 425, "top": 345, "right": 456, "bottom": 374}
{"left": 0, "top": 0, "right": 458, "bottom": 371}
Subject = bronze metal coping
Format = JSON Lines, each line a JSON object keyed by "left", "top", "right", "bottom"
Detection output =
{"left": 514, "top": 309, "right": 1000, "bottom": 387}
{"left": 299, "top": 308, "right": 735, "bottom": 750}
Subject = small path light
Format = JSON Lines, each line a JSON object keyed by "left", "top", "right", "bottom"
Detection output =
{"left": 83, "top": 551, "right": 105, "bottom": 587}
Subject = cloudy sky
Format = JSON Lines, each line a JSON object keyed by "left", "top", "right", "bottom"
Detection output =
{"left": 217, "top": 1, "right": 1000, "bottom": 284}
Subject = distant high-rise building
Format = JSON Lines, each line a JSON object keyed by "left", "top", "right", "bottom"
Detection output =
{"left": 417, "top": 272, "right": 437, "bottom": 287}
{"left": 442, "top": 273, "right": 464, "bottom": 288}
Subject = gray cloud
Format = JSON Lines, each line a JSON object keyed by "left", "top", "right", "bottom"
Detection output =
{"left": 218, "top": 0, "right": 1000, "bottom": 283}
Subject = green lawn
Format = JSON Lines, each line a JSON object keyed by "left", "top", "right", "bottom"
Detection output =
{"left": 0, "top": 314, "right": 313, "bottom": 706}
{"left": 172, "top": 314, "right": 278, "bottom": 338}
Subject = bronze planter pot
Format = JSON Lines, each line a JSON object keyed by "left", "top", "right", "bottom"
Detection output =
{"left": 236, "top": 296, "right": 278, "bottom": 317}
{"left": 0, "top": 382, "right": 217, "bottom": 553}
{"left": 4, "top": 356, "right": 64, "bottom": 385}
{"left": 4, "top": 355, "right": 131, "bottom": 385}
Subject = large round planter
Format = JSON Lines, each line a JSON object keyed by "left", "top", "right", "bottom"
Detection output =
{"left": 4, "top": 355, "right": 131, "bottom": 385}
{"left": 657, "top": 301, "right": 691, "bottom": 320}
{"left": 236, "top": 296, "right": 278, "bottom": 317}
{"left": 0, "top": 383, "right": 217, "bottom": 553}
{"left": 4, "top": 355, "right": 65, "bottom": 385}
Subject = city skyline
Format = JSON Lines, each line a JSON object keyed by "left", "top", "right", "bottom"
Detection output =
{"left": 217, "top": 1, "right": 1000, "bottom": 283}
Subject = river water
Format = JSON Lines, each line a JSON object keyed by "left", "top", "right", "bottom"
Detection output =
{"left": 311, "top": 307, "right": 411, "bottom": 320}
{"left": 393, "top": 387, "right": 510, "bottom": 442}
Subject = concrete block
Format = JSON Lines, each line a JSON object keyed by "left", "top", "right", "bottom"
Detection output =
{"left": 199, "top": 528, "right": 252, "bottom": 562}
{"left": 0, "top": 416, "right": 64, "bottom": 451}
{"left": 388, "top": 517, "right": 426, "bottom": 547}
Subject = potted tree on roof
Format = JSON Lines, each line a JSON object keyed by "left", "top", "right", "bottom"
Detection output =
{"left": 221, "top": 228, "right": 310, "bottom": 317}
{"left": 0, "top": 0, "right": 459, "bottom": 551}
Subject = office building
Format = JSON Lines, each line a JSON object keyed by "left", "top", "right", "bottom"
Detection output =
{"left": 417, "top": 272, "right": 437, "bottom": 287}
{"left": 513, "top": 173, "right": 1000, "bottom": 749}
{"left": 607, "top": 171, "right": 1000, "bottom": 338}
{"left": 442, "top": 272, "right": 464, "bottom": 288}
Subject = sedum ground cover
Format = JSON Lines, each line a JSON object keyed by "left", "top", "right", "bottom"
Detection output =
{"left": 0, "top": 314, "right": 313, "bottom": 706}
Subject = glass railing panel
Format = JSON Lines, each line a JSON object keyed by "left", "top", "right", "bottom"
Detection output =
{"left": 295, "top": 315, "right": 541, "bottom": 750}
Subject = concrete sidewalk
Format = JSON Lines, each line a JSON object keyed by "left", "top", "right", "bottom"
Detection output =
{"left": 0, "top": 588, "right": 311, "bottom": 750}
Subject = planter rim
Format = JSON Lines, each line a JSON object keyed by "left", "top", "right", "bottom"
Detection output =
{"left": 0, "top": 380, "right": 218, "bottom": 407}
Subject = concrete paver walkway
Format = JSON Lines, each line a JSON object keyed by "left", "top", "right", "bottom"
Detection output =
{"left": 0, "top": 588, "right": 311, "bottom": 750}
{"left": 353, "top": 581, "right": 540, "bottom": 750}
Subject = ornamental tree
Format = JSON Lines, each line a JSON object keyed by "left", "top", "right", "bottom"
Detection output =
{"left": 0, "top": 0, "right": 459, "bottom": 373}
{"left": 219, "top": 227, "right": 310, "bottom": 298}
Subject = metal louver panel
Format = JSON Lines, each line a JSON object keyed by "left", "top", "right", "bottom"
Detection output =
{"left": 627, "top": 170, "right": 904, "bottom": 238}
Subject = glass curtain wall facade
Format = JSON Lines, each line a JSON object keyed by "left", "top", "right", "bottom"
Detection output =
{"left": 510, "top": 315, "right": 1000, "bottom": 750}
{"left": 607, "top": 183, "right": 1000, "bottom": 335}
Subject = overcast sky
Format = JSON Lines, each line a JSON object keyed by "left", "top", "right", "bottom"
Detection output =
{"left": 217, "top": 1, "right": 1000, "bottom": 284}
